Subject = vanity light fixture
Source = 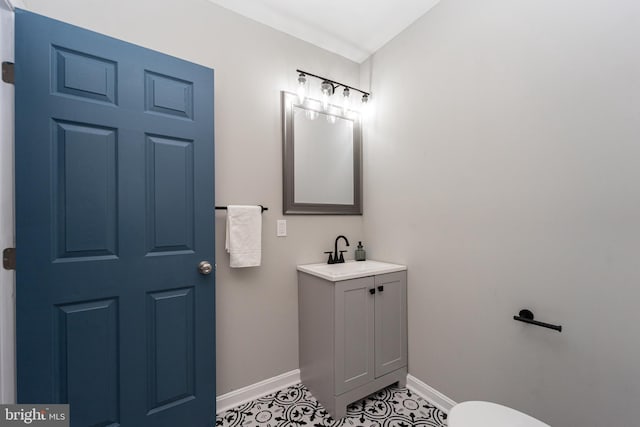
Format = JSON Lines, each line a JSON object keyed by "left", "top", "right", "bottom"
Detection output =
{"left": 295, "top": 68, "right": 371, "bottom": 113}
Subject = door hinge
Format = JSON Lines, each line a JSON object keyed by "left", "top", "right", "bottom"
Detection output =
{"left": 3, "top": 248, "right": 15, "bottom": 270}
{"left": 2, "top": 62, "right": 14, "bottom": 84}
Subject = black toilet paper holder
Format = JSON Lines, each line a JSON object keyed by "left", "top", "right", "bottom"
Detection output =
{"left": 513, "top": 309, "right": 562, "bottom": 332}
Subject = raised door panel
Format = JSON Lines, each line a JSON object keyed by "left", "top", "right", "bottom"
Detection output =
{"left": 374, "top": 272, "right": 407, "bottom": 378}
{"left": 145, "top": 134, "right": 195, "bottom": 255}
{"left": 144, "top": 71, "right": 193, "bottom": 120}
{"left": 51, "top": 45, "right": 118, "bottom": 105}
{"left": 53, "top": 120, "right": 118, "bottom": 261}
{"left": 146, "top": 288, "right": 195, "bottom": 415}
{"left": 56, "top": 299, "right": 120, "bottom": 426}
{"left": 334, "top": 277, "right": 375, "bottom": 395}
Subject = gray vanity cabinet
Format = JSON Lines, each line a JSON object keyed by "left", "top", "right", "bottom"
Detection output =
{"left": 298, "top": 270, "right": 407, "bottom": 419}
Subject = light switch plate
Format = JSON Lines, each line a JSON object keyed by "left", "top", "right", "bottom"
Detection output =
{"left": 276, "top": 220, "right": 287, "bottom": 237}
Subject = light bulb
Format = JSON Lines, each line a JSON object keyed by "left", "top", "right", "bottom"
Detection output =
{"left": 321, "top": 81, "right": 333, "bottom": 111}
{"left": 342, "top": 88, "right": 350, "bottom": 115}
{"left": 322, "top": 93, "right": 329, "bottom": 111}
{"left": 361, "top": 93, "right": 369, "bottom": 113}
{"left": 297, "top": 73, "right": 307, "bottom": 104}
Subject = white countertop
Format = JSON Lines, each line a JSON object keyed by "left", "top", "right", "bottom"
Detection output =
{"left": 297, "top": 260, "right": 407, "bottom": 282}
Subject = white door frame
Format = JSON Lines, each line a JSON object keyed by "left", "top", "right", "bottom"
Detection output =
{"left": 0, "top": 0, "right": 24, "bottom": 404}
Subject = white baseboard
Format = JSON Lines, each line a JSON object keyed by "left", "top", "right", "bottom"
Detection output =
{"left": 216, "top": 369, "right": 301, "bottom": 414}
{"left": 215, "top": 370, "right": 454, "bottom": 416}
{"left": 406, "top": 374, "right": 456, "bottom": 413}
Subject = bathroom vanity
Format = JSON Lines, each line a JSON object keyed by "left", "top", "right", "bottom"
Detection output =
{"left": 297, "top": 260, "right": 407, "bottom": 419}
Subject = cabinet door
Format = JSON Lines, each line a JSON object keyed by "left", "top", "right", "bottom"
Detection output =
{"left": 335, "top": 277, "right": 375, "bottom": 395}
{"left": 374, "top": 272, "right": 408, "bottom": 378}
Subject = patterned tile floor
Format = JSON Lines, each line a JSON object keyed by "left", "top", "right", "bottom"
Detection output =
{"left": 216, "top": 383, "right": 448, "bottom": 426}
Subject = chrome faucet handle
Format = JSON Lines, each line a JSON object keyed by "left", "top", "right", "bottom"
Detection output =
{"left": 324, "top": 251, "right": 335, "bottom": 264}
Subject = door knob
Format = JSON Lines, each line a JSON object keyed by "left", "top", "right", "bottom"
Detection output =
{"left": 198, "top": 261, "right": 213, "bottom": 275}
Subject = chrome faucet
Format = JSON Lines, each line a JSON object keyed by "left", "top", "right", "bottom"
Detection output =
{"left": 333, "top": 235, "right": 350, "bottom": 264}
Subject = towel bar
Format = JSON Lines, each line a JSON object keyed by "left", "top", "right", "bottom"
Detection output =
{"left": 215, "top": 205, "right": 268, "bottom": 213}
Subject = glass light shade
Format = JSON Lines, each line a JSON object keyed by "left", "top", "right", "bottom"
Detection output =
{"left": 342, "top": 88, "right": 350, "bottom": 115}
{"left": 360, "top": 93, "right": 369, "bottom": 113}
{"left": 321, "top": 81, "right": 333, "bottom": 111}
{"left": 297, "top": 74, "right": 307, "bottom": 104}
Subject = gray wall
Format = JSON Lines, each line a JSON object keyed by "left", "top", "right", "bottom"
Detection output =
{"left": 362, "top": 1, "right": 640, "bottom": 426}
{"left": 22, "top": 0, "right": 364, "bottom": 395}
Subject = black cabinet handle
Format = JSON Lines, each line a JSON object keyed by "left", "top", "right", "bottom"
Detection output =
{"left": 377, "top": 285, "right": 384, "bottom": 292}
{"left": 369, "top": 288, "right": 375, "bottom": 295}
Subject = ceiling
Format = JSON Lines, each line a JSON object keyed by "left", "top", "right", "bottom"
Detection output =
{"left": 206, "top": 0, "right": 440, "bottom": 63}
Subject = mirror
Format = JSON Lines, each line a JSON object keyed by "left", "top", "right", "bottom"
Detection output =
{"left": 282, "top": 91, "right": 362, "bottom": 215}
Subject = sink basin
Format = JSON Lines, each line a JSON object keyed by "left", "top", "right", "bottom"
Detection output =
{"left": 297, "top": 260, "right": 406, "bottom": 282}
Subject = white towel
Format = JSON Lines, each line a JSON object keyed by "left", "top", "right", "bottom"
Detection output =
{"left": 225, "top": 205, "right": 262, "bottom": 268}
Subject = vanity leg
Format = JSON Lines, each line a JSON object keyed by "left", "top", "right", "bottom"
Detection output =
{"left": 398, "top": 375, "right": 407, "bottom": 388}
{"left": 333, "top": 405, "right": 347, "bottom": 420}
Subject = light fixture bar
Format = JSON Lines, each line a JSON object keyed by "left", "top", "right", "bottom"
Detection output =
{"left": 296, "top": 68, "right": 370, "bottom": 97}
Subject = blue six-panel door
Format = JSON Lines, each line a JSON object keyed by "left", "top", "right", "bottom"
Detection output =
{"left": 15, "top": 10, "right": 215, "bottom": 427}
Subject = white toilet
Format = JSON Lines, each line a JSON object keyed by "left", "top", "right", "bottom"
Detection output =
{"left": 448, "top": 401, "right": 551, "bottom": 427}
